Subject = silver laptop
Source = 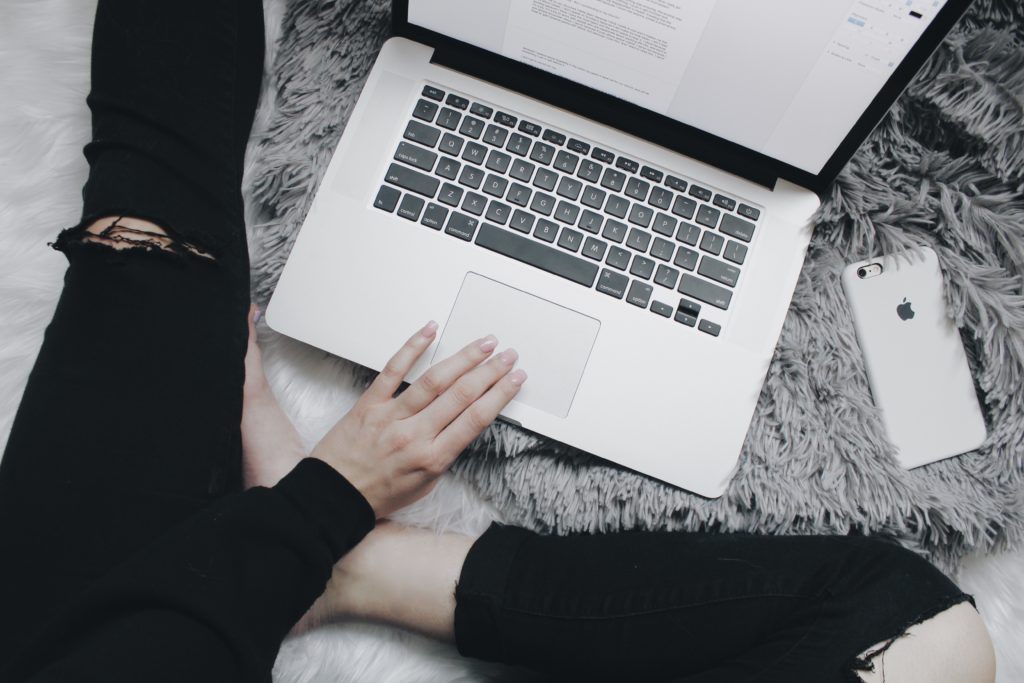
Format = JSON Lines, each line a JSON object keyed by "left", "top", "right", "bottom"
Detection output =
{"left": 267, "top": 0, "right": 971, "bottom": 497}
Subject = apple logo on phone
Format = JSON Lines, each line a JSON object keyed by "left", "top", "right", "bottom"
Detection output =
{"left": 897, "top": 297, "right": 915, "bottom": 321}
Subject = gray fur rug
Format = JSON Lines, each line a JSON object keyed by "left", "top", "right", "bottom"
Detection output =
{"left": 249, "top": 0, "right": 1024, "bottom": 571}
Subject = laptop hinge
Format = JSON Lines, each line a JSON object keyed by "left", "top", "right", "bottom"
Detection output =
{"left": 430, "top": 45, "right": 779, "bottom": 191}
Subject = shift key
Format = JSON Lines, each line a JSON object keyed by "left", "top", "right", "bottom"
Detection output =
{"left": 384, "top": 163, "right": 439, "bottom": 198}
{"left": 678, "top": 274, "right": 732, "bottom": 310}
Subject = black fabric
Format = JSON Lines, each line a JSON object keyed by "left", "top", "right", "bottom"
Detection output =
{"left": 455, "top": 523, "right": 971, "bottom": 682}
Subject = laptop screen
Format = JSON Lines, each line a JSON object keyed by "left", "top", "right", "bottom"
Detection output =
{"left": 408, "top": 0, "right": 948, "bottom": 176}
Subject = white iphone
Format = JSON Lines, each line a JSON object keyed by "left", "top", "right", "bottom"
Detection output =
{"left": 841, "top": 247, "right": 987, "bottom": 468}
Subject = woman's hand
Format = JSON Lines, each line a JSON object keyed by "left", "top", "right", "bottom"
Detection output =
{"left": 311, "top": 321, "right": 526, "bottom": 518}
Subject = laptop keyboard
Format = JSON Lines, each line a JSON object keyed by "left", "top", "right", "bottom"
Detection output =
{"left": 372, "top": 84, "right": 763, "bottom": 338}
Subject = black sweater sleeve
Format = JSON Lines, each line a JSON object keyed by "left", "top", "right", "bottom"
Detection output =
{"left": 5, "top": 458, "right": 376, "bottom": 683}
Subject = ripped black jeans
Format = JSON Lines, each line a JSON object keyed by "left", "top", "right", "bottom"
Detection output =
{"left": 0, "top": 1, "right": 971, "bottom": 681}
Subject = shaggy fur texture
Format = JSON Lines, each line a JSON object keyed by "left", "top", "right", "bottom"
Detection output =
{"left": 1, "top": 1, "right": 1022, "bottom": 681}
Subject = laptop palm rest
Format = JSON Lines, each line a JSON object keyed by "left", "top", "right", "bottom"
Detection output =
{"left": 432, "top": 273, "right": 600, "bottom": 418}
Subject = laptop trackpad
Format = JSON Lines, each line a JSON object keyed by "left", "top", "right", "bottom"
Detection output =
{"left": 432, "top": 273, "right": 600, "bottom": 418}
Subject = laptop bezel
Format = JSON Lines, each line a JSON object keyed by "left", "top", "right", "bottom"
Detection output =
{"left": 392, "top": 0, "right": 973, "bottom": 195}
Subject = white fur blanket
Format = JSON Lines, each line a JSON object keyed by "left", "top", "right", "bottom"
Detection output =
{"left": 0, "top": 1, "right": 1021, "bottom": 681}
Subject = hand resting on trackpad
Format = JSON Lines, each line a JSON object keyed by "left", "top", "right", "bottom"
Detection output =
{"left": 431, "top": 273, "right": 600, "bottom": 418}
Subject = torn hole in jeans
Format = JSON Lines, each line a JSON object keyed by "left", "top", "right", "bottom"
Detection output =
{"left": 52, "top": 216, "right": 216, "bottom": 262}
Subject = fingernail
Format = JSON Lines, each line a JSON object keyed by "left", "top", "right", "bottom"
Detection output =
{"left": 479, "top": 334, "right": 498, "bottom": 352}
{"left": 420, "top": 320, "right": 439, "bottom": 338}
{"left": 509, "top": 369, "right": 527, "bottom": 385}
{"left": 253, "top": 307, "right": 262, "bottom": 323}
{"left": 498, "top": 348, "right": 518, "bottom": 365}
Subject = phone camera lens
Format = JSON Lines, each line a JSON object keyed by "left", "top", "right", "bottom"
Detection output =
{"left": 857, "top": 268, "right": 866, "bottom": 278}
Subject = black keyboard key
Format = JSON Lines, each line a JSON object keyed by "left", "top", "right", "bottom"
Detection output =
{"left": 605, "top": 195, "right": 629, "bottom": 219}
{"left": 695, "top": 205, "right": 721, "bottom": 229}
{"left": 461, "top": 192, "right": 486, "bottom": 215}
{"left": 592, "top": 147, "right": 615, "bottom": 164}
{"left": 625, "top": 228, "right": 651, "bottom": 253}
{"left": 737, "top": 203, "right": 761, "bottom": 221}
{"left": 519, "top": 120, "right": 542, "bottom": 136}
{"left": 458, "top": 166, "right": 484, "bottom": 189}
{"left": 679, "top": 274, "right": 732, "bottom": 310}
{"left": 581, "top": 236, "right": 607, "bottom": 261}
{"left": 507, "top": 183, "right": 532, "bottom": 207}
{"left": 700, "top": 231, "right": 724, "bottom": 255}
{"left": 485, "top": 200, "right": 511, "bottom": 225}
{"left": 438, "top": 183, "right": 463, "bottom": 206}
{"left": 652, "top": 212, "right": 677, "bottom": 237}
{"left": 697, "top": 256, "right": 740, "bottom": 287}
{"left": 459, "top": 116, "right": 485, "bottom": 139}
{"left": 616, "top": 157, "right": 639, "bottom": 173}
{"left": 629, "top": 255, "right": 655, "bottom": 279}
{"left": 698, "top": 320, "right": 722, "bottom": 337}
{"left": 626, "top": 280, "right": 652, "bottom": 307}
{"left": 648, "top": 187, "right": 673, "bottom": 210}
{"left": 654, "top": 264, "right": 679, "bottom": 289}
{"left": 439, "top": 132, "right": 465, "bottom": 157}
{"left": 510, "top": 159, "right": 535, "bottom": 182}
{"left": 394, "top": 141, "right": 437, "bottom": 171}
{"left": 535, "top": 218, "right": 558, "bottom": 242}
{"left": 581, "top": 185, "right": 606, "bottom": 209}
{"left": 436, "top": 108, "right": 461, "bottom": 130}
{"left": 720, "top": 214, "right": 756, "bottom": 242}
{"left": 628, "top": 204, "right": 653, "bottom": 228}
{"left": 404, "top": 120, "right": 441, "bottom": 147}
{"left": 677, "top": 298, "right": 701, "bottom": 318}
{"left": 398, "top": 194, "right": 425, "bottom": 221}
{"left": 462, "top": 141, "right": 487, "bottom": 165}
{"left": 422, "top": 85, "right": 444, "bottom": 101}
{"left": 713, "top": 194, "right": 736, "bottom": 211}
{"left": 673, "top": 246, "right": 699, "bottom": 271}
{"left": 470, "top": 102, "right": 493, "bottom": 118}
{"left": 650, "top": 300, "right": 673, "bottom": 317}
{"left": 507, "top": 133, "right": 531, "bottom": 156}
{"left": 601, "top": 168, "right": 626, "bottom": 192}
{"left": 674, "top": 309, "right": 697, "bottom": 327}
{"left": 483, "top": 124, "right": 508, "bottom": 147}
{"left": 567, "top": 138, "right": 591, "bottom": 154}
{"left": 485, "top": 150, "right": 512, "bottom": 173}
{"left": 445, "top": 93, "right": 469, "bottom": 110}
{"left": 510, "top": 209, "right": 535, "bottom": 233}
{"left": 641, "top": 166, "right": 663, "bottom": 182}
{"left": 385, "top": 163, "right": 439, "bottom": 197}
{"left": 495, "top": 111, "right": 517, "bottom": 127}
{"left": 543, "top": 129, "right": 566, "bottom": 145}
{"left": 445, "top": 213, "right": 478, "bottom": 241}
{"left": 676, "top": 222, "right": 701, "bottom": 246}
{"left": 421, "top": 202, "right": 448, "bottom": 230}
{"left": 483, "top": 174, "right": 509, "bottom": 197}
{"left": 625, "top": 177, "right": 650, "bottom": 201}
{"left": 597, "top": 268, "right": 629, "bottom": 298}
{"left": 689, "top": 184, "right": 712, "bottom": 201}
{"left": 556, "top": 177, "right": 583, "bottom": 201}
{"left": 413, "top": 99, "right": 439, "bottom": 122}
{"left": 606, "top": 246, "right": 631, "bottom": 270}
{"left": 554, "top": 150, "right": 579, "bottom": 173}
{"left": 373, "top": 185, "right": 400, "bottom": 212}
{"left": 672, "top": 195, "right": 697, "bottom": 219}
{"left": 578, "top": 210, "right": 603, "bottom": 234}
{"left": 557, "top": 227, "right": 584, "bottom": 252}
{"left": 532, "top": 168, "right": 557, "bottom": 191}
{"left": 578, "top": 160, "right": 603, "bottom": 183}
{"left": 531, "top": 192, "right": 556, "bottom": 216}
{"left": 476, "top": 222, "right": 598, "bottom": 287}
{"left": 436, "top": 157, "right": 461, "bottom": 180}
{"left": 724, "top": 240, "right": 748, "bottom": 265}
{"left": 602, "top": 219, "right": 627, "bottom": 243}
{"left": 665, "top": 175, "right": 687, "bottom": 192}
{"left": 554, "top": 200, "right": 580, "bottom": 225}
{"left": 650, "top": 237, "right": 674, "bottom": 261}
{"left": 530, "top": 142, "right": 555, "bottom": 165}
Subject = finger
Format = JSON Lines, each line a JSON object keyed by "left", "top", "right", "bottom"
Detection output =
{"left": 392, "top": 334, "right": 498, "bottom": 418}
{"left": 415, "top": 348, "right": 519, "bottom": 432}
{"left": 434, "top": 368, "right": 526, "bottom": 456}
{"left": 361, "top": 321, "right": 439, "bottom": 405}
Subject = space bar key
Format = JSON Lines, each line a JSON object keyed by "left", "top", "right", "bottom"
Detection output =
{"left": 475, "top": 223, "right": 599, "bottom": 287}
